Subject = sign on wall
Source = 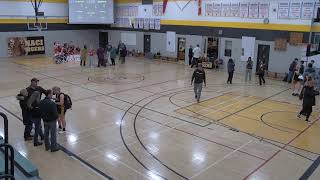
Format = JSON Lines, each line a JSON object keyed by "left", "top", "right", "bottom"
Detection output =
{"left": 166, "top": 31, "right": 176, "bottom": 52}
{"left": 221, "top": 3, "right": 231, "bottom": 17}
{"left": 248, "top": 2, "right": 259, "bottom": 18}
{"left": 212, "top": 3, "right": 222, "bottom": 17}
{"left": 259, "top": 3, "right": 269, "bottom": 18}
{"left": 289, "top": 2, "right": 301, "bottom": 19}
{"left": 278, "top": 2, "right": 290, "bottom": 19}
{"left": 230, "top": 3, "right": 240, "bottom": 17}
{"left": 7, "top": 36, "right": 45, "bottom": 57}
{"left": 240, "top": 3, "right": 249, "bottom": 18}
{"left": 301, "top": 2, "right": 314, "bottom": 19}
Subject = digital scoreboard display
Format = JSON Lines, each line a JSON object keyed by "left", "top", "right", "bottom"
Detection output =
{"left": 68, "top": 0, "right": 114, "bottom": 24}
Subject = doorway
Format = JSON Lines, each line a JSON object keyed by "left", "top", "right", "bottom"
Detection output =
{"left": 99, "top": 32, "right": 108, "bottom": 48}
{"left": 256, "top": 44, "right": 270, "bottom": 72}
{"left": 206, "top": 37, "right": 219, "bottom": 61}
{"left": 177, "top": 37, "right": 186, "bottom": 61}
{"left": 144, "top": 35, "right": 151, "bottom": 53}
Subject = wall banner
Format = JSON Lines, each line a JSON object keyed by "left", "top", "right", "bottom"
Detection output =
{"left": 7, "top": 36, "right": 45, "bottom": 57}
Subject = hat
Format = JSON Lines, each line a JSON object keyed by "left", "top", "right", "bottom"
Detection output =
{"left": 31, "top": 78, "right": 39, "bottom": 82}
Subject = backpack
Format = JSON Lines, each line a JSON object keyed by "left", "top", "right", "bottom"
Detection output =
{"left": 60, "top": 93, "right": 72, "bottom": 110}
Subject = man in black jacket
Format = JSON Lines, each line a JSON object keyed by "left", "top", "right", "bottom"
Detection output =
{"left": 188, "top": 46, "right": 193, "bottom": 66}
{"left": 39, "top": 90, "right": 59, "bottom": 152}
{"left": 191, "top": 64, "right": 206, "bottom": 103}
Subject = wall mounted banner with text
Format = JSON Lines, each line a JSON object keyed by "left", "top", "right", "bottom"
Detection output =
{"left": 7, "top": 36, "right": 45, "bottom": 57}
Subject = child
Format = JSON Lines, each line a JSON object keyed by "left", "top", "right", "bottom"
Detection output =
{"left": 298, "top": 76, "right": 316, "bottom": 122}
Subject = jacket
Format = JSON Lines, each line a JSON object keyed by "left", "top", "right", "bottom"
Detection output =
{"left": 39, "top": 97, "right": 58, "bottom": 122}
{"left": 30, "top": 101, "right": 41, "bottom": 118}
{"left": 227, "top": 62, "right": 235, "bottom": 73}
{"left": 16, "top": 94, "right": 28, "bottom": 110}
{"left": 110, "top": 48, "right": 117, "bottom": 59}
{"left": 246, "top": 60, "right": 253, "bottom": 69}
{"left": 303, "top": 86, "right": 316, "bottom": 106}
{"left": 192, "top": 69, "right": 206, "bottom": 84}
{"left": 26, "top": 86, "right": 46, "bottom": 99}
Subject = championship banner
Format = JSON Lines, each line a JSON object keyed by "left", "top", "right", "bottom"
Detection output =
{"left": 7, "top": 36, "right": 45, "bottom": 57}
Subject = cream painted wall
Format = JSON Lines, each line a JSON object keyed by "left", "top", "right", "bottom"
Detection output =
{"left": 0, "top": 1, "right": 67, "bottom": 17}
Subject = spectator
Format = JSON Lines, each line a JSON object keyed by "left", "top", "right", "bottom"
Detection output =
{"left": 96, "top": 46, "right": 105, "bottom": 67}
{"left": 191, "top": 64, "right": 206, "bottom": 103}
{"left": 245, "top": 57, "right": 253, "bottom": 82}
{"left": 88, "top": 47, "right": 95, "bottom": 68}
{"left": 52, "top": 86, "right": 67, "bottom": 132}
{"left": 298, "top": 76, "right": 316, "bottom": 122}
{"left": 16, "top": 89, "right": 32, "bottom": 141}
{"left": 110, "top": 46, "right": 117, "bottom": 66}
{"left": 288, "top": 58, "right": 298, "bottom": 83}
{"left": 119, "top": 43, "right": 127, "bottom": 64}
{"left": 188, "top": 46, "right": 193, "bottom": 66}
{"left": 27, "top": 91, "right": 43, "bottom": 146}
{"left": 191, "top": 45, "right": 201, "bottom": 68}
{"left": 304, "top": 63, "right": 316, "bottom": 79}
{"left": 257, "top": 60, "right": 266, "bottom": 86}
{"left": 80, "top": 45, "right": 88, "bottom": 67}
{"left": 227, "top": 58, "right": 235, "bottom": 84}
{"left": 39, "top": 90, "right": 59, "bottom": 152}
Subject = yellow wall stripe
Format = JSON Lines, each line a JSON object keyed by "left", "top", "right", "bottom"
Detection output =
{"left": 11, "top": 0, "right": 67, "bottom": 3}
{"left": 0, "top": 18, "right": 68, "bottom": 24}
{"left": 160, "top": 20, "right": 316, "bottom": 32}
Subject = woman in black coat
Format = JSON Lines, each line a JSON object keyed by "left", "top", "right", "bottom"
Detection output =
{"left": 227, "top": 58, "right": 235, "bottom": 84}
{"left": 257, "top": 60, "right": 266, "bottom": 86}
{"left": 298, "top": 76, "right": 316, "bottom": 122}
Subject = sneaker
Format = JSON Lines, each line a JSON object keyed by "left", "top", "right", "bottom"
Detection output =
{"left": 63, "top": 128, "right": 66, "bottom": 132}
{"left": 58, "top": 126, "right": 62, "bottom": 130}
{"left": 34, "top": 142, "right": 43, "bottom": 146}
{"left": 197, "top": 99, "right": 200, "bottom": 103}
{"left": 24, "top": 138, "right": 32, "bottom": 141}
{"left": 195, "top": 95, "right": 197, "bottom": 99}
{"left": 297, "top": 114, "right": 301, "bottom": 118}
{"left": 51, "top": 148, "right": 60, "bottom": 152}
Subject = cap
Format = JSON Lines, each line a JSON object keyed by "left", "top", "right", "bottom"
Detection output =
{"left": 31, "top": 78, "right": 39, "bottom": 82}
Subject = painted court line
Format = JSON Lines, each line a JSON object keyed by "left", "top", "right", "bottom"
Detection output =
{"left": 299, "top": 156, "right": 320, "bottom": 180}
{"left": 190, "top": 140, "right": 253, "bottom": 179}
{"left": 242, "top": 118, "right": 320, "bottom": 180}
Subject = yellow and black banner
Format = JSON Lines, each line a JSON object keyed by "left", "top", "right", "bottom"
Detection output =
{"left": 7, "top": 36, "right": 45, "bottom": 57}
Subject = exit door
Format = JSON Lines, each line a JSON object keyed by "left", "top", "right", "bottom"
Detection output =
{"left": 99, "top": 32, "right": 108, "bottom": 48}
{"left": 144, "top": 35, "right": 151, "bottom": 53}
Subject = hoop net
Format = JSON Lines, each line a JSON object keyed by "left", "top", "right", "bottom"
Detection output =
{"left": 27, "top": 16, "right": 48, "bottom": 31}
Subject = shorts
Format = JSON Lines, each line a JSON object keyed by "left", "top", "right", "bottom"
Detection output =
{"left": 57, "top": 106, "right": 67, "bottom": 116}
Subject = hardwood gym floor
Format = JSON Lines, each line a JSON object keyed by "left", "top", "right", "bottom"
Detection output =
{"left": 0, "top": 56, "right": 319, "bottom": 180}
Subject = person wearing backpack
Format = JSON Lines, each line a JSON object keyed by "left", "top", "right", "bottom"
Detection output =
{"left": 53, "top": 86, "right": 72, "bottom": 132}
{"left": 245, "top": 57, "right": 253, "bottom": 82}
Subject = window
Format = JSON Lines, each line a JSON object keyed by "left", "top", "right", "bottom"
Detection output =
{"left": 225, "top": 40, "right": 232, "bottom": 57}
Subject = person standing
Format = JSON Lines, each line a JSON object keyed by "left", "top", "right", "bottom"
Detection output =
{"left": 245, "top": 57, "right": 253, "bottom": 82}
{"left": 191, "top": 64, "right": 206, "bottom": 103}
{"left": 27, "top": 91, "right": 43, "bottom": 146}
{"left": 119, "top": 44, "right": 127, "bottom": 64}
{"left": 304, "top": 63, "right": 316, "bottom": 79}
{"left": 257, "top": 60, "right": 266, "bottom": 86}
{"left": 96, "top": 46, "right": 105, "bottom": 67}
{"left": 24, "top": 78, "right": 45, "bottom": 140}
{"left": 288, "top": 58, "right": 298, "bottom": 83}
{"left": 52, "top": 87, "right": 67, "bottom": 132}
{"left": 80, "top": 45, "right": 88, "bottom": 67}
{"left": 39, "top": 90, "right": 59, "bottom": 152}
{"left": 88, "top": 48, "right": 95, "bottom": 68}
{"left": 227, "top": 58, "right": 235, "bottom": 84}
{"left": 110, "top": 46, "right": 117, "bottom": 66}
{"left": 298, "top": 76, "right": 316, "bottom": 122}
{"left": 16, "top": 89, "right": 32, "bottom": 141}
{"left": 191, "top": 45, "right": 201, "bottom": 68}
{"left": 188, "top": 46, "right": 193, "bottom": 66}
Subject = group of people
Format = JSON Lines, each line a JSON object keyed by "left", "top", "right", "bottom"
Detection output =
{"left": 286, "top": 58, "right": 318, "bottom": 122}
{"left": 16, "top": 78, "right": 71, "bottom": 152}
{"left": 79, "top": 42, "right": 127, "bottom": 68}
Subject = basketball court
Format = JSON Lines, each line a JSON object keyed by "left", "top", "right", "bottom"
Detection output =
{"left": 0, "top": 56, "right": 320, "bottom": 180}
